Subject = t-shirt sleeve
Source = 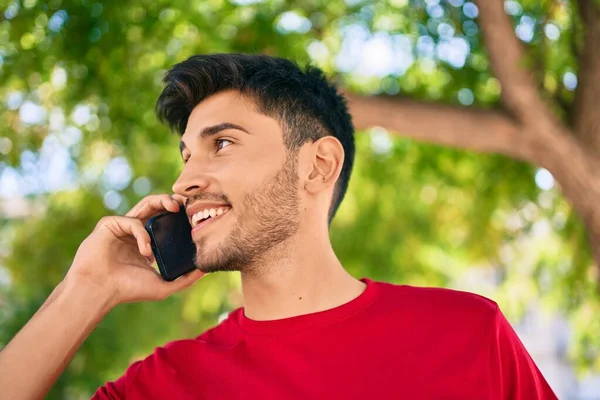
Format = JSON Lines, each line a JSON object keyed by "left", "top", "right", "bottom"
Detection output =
{"left": 488, "top": 305, "right": 558, "bottom": 399}
{"left": 91, "top": 360, "right": 142, "bottom": 399}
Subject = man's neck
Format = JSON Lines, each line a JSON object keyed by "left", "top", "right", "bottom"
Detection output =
{"left": 239, "top": 237, "right": 366, "bottom": 321}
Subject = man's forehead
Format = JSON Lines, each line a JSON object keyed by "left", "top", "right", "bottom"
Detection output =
{"left": 184, "top": 92, "right": 255, "bottom": 131}
{"left": 191, "top": 91, "right": 254, "bottom": 116}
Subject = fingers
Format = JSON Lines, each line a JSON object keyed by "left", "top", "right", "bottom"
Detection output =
{"left": 146, "top": 252, "right": 156, "bottom": 265}
{"left": 157, "top": 269, "right": 206, "bottom": 298}
{"left": 125, "top": 194, "right": 181, "bottom": 220}
{"left": 171, "top": 194, "right": 186, "bottom": 206}
{"left": 97, "top": 216, "right": 153, "bottom": 257}
{"left": 129, "top": 219, "right": 153, "bottom": 257}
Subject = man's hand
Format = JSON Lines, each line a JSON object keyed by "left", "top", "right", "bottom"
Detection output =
{"left": 0, "top": 194, "right": 205, "bottom": 400}
{"left": 65, "top": 194, "right": 205, "bottom": 309}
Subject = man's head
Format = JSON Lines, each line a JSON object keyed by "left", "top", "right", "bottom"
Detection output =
{"left": 156, "top": 54, "right": 355, "bottom": 274}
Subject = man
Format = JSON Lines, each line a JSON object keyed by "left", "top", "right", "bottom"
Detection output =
{"left": 0, "top": 54, "right": 557, "bottom": 399}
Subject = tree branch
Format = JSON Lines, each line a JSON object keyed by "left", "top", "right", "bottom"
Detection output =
{"left": 344, "top": 93, "right": 529, "bottom": 160}
{"left": 573, "top": 0, "right": 600, "bottom": 156}
{"left": 345, "top": 92, "right": 600, "bottom": 263}
{"left": 473, "top": 0, "right": 549, "bottom": 124}
{"left": 342, "top": 1, "right": 600, "bottom": 280}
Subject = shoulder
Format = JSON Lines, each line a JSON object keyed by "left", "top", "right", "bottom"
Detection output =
{"left": 374, "top": 279, "right": 499, "bottom": 310}
{"left": 373, "top": 280, "right": 500, "bottom": 326}
{"left": 162, "top": 312, "right": 242, "bottom": 356}
{"left": 194, "top": 309, "right": 244, "bottom": 347}
{"left": 133, "top": 312, "right": 242, "bottom": 370}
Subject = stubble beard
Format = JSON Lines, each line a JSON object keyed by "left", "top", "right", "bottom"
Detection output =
{"left": 193, "top": 152, "right": 301, "bottom": 275}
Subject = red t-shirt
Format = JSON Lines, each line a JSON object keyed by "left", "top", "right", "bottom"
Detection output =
{"left": 93, "top": 278, "right": 557, "bottom": 399}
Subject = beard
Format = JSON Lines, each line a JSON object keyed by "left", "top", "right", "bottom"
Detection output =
{"left": 193, "top": 152, "right": 301, "bottom": 275}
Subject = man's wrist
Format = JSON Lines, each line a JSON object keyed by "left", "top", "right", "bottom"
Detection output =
{"left": 59, "top": 277, "right": 116, "bottom": 320}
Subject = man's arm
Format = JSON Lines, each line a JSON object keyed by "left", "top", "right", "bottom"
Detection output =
{"left": 488, "top": 305, "right": 558, "bottom": 399}
{"left": 0, "top": 194, "right": 205, "bottom": 399}
{"left": 0, "top": 280, "right": 111, "bottom": 399}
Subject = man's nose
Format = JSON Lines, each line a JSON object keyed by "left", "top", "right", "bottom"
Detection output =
{"left": 172, "top": 164, "right": 211, "bottom": 197}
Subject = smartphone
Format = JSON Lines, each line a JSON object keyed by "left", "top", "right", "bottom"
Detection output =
{"left": 144, "top": 204, "right": 197, "bottom": 281}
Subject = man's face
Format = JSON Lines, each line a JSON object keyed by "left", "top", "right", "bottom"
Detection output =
{"left": 173, "top": 90, "right": 301, "bottom": 275}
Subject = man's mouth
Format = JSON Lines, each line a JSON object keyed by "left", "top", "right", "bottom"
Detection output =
{"left": 191, "top": 206, "right": 231, "bottom": 233}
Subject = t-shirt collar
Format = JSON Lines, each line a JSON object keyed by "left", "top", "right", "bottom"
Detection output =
{"left": 232, "top": 277, "right": 377, "bottom": 336}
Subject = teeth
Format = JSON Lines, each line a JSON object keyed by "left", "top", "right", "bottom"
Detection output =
{"left": 191, "top": 206, "right": 230, "bottom": 227}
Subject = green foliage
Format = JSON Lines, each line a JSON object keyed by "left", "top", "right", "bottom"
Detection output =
{"left": 0, "top": 0, "right": 598, "bottom": 397}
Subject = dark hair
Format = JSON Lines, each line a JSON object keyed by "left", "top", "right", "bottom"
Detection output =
{"left": 155, "top": 53, "right": 355, "bottom": 224}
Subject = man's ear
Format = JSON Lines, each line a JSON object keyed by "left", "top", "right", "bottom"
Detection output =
{"left": 304, "top": 136, "right": 344, "bottom": 194}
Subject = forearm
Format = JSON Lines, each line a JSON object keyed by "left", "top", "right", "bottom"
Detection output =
{"left": 0, "top": 279, "right": 112, "bottom": 399}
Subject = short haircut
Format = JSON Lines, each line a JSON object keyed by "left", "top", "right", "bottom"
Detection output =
{"left": 155, "top": 53, "right": 355, "bottom": 224}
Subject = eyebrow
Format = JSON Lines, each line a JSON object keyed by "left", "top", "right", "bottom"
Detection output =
{"left": 179, "top": 122, "right": 251, "bottom": 155}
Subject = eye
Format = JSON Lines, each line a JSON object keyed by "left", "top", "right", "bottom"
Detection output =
{"left": 215, "top": 138, "right": 233, "bottom": 152}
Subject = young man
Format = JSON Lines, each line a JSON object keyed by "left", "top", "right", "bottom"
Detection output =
{"left": 0, "top": 54, "right": 557, "bottom": 399}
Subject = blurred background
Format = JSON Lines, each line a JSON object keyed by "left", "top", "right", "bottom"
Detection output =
{"left": 1, "top": 0, "right": 600, "bottom": 398}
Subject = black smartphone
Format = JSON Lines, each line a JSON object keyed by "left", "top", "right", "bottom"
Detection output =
{"left": 144, "top": 204, "right": 197, "bottom": 281}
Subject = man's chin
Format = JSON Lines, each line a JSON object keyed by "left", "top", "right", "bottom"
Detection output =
{"left": 194, "top": 250, "right": 244, "bottom": 274}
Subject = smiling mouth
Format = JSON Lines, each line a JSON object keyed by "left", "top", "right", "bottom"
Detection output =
{"left": 191, "top": 206, "right": 231, "bottom": 233}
